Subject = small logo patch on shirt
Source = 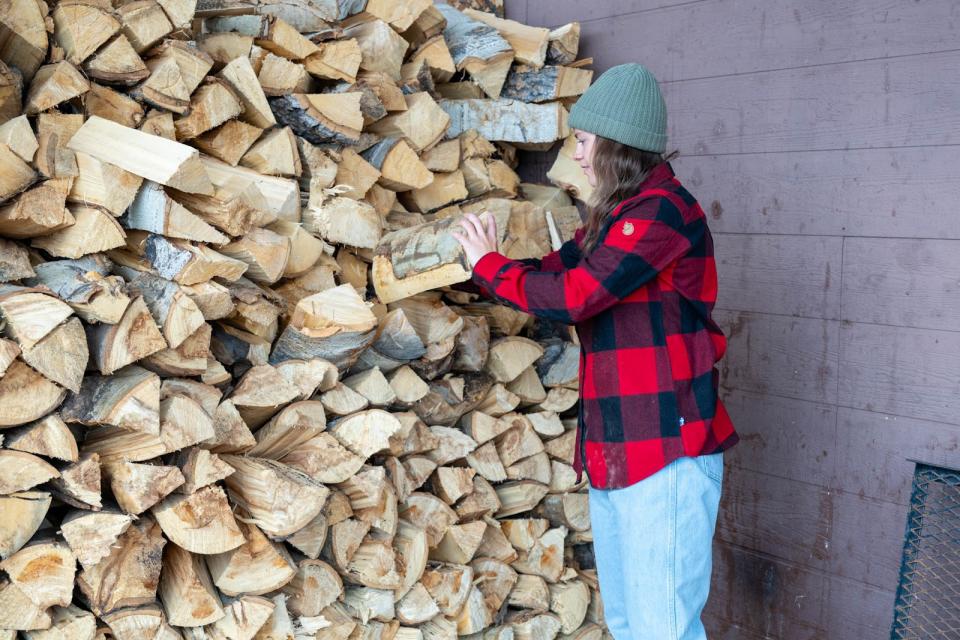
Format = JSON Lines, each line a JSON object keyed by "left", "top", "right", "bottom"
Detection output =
{"left": 622, "top": 222, "right": 635, "bottom": 236}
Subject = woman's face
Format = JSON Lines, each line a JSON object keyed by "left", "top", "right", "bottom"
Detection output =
{"left": 572, "top": 129, "right": 598, "bottom": 186}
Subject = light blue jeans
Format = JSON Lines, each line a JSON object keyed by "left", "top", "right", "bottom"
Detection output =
{"left": 588, "top": 454, "right": 723, "bottom": 640}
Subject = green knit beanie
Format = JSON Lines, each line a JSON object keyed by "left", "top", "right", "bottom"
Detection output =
{"left": 568, "top": 63, "right": 667, "bottom": 153}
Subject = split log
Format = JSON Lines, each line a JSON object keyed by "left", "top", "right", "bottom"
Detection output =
{"left": 76, "top": 515, "right": 166, "bottom": 615}
{"left": 257, "top": 52, "right": 313, "bottom": 95}
{"left": 399, "top": 492, "right": 458, "bottom": 548}
{"left": 222, "top": 455, "right": 330, "bottom": 537}
{"left": 0, "top": 142, "right": 35, "bottom": 201}
{"left": 0, "top": 0, "right": 48, "bottom": 82}
{"left": 0, "top": 238, "right": 36, "bottom": 283}
{"left": 70, "top": 151, "right": 144, "bottom": 216}
{"left": 120, "top": 233, "right": 248, "bottom": 285}
{"left": 4, "top": 414, "right": 77, "bottom": 462}
{"left": 67, "top": 116, "right": 214, "bottom": 195}
{"left": 118, "top": 1, "right": 174, "bottom": 53}
{"left": 512, "top": 526, "right": 566, "bottom": 584}
{"left": 441, "top": 99, "right": 568, "bottom": 144}
{"left": 283, "top": 559, "right": 343, "bottom": 617}
{"left": 506, "top": 611, "right": 562, "bottom": 640}
{"left": 342, "top": 16, "right": 408, "bottom": 80}
{"left": 247, "top": 400, "right": 327, "bottom": 459}
{"left": 107, "top": 461, "right": 185, "bottom": 514}
{"left": 85, "top": 35, "right": 150, "bottom": 85}
{"left": 495, "top": 480, "right": 549, "bottom": 518}
{"left": 502, "top": 65, "right": 592, "bottom": 103}
{"left": 270, "top": 92, "right": 363, "bottom": 145}
{"left": 0, "top": 115, "right": 37, "bottom": 162}
{"left": 486, "top": 336, "right": 544, "bottom": 383}
{"left": 550, "top": 579, "right": 591, "bottom": 634}
{"left": 241, "top": 126, "right": 302, "bottom": 177}
{"left": 32, "top": 204, "right": 126, "bottom": 259}
{"left": 304, "top": 39, "right": 362, "bottom": 83}
{"left": 271, "top": 284, "right": 378, "bottom": 369}
{"left": 0, "top": 540, "right": 76, "bottom": 609}
{"left": 371, "top": 209, "right": 508, "bottom": 303}
{"left": 23, "top": 604, "right": 97, "bottom": 640}
{"left": 546, "top": 23, "right": 581, "bottom": 66}
{"left": 85, "top": 296, "right": 168, "bottom": 375}
{"left": 547, "top": 134, "right": 592, "bottom": 201}
{"left": 434, "top": 4, "right": 513, "bottom": 99}
{"left": 219, "top": 227, "right": 292, "bottom": 284}
{"left": 0, "top": 491, "right": 50, "bottom": 560}
{"left": 0, "top": 579, "right": 51, "bottom": 630}
{"left": 49, "top": 453, "right": 102, "bottom": 510}
{"left": 25, "top": 62, "right": 90, "bottom": 115}
{"left": 17, "top": 316, "right": 87, "bottom": 392}
{"left": 396, "top": 582, "right": 439, "bottom": 625}
{"left": 174, "top": 78, "right": 243, "bottom": 140}
{"left": 0, "top": 62, "right": 21, "bottom": 122}
{"left": 0, "top": 360, "right": 68, "bottom": 428}
{"left": 61, "top": 366, "right": 160, "bottom": 434}
{"left": 363, "top": 137, "right": 433, "bottom": 192}
{"left": 0, "top": 179, "right": 75, "bottom": 240}
{"left": 85, "top": 82, "right": 146, "bottom": 128}
{"left": 508, "top": 573, "right": 550, "bottom": 610}
{"left": 26, "top": 256, "right": 130, "bottom": 325}
{"left": 35, "top": 113, "right": 83, "bottom": 178}
{"left": 159, "top": 542, "right": 224, "bottom": 626}
{"left": 283, "top": 431, "right": 365, "bottom": 484}
{"left": 463, "top": 9, "right": 549, "bottom": 68}
{"left": 100, "top": 605, "right": 180, "bottom": 640}
{"left": 421, "top": 563, "right": 473, "bottom": 617}
{"left": 304, "top": 195, "right": 381, "bottom": 249}
{"left": 208, "top": 595, "right": 275, "bottom": 640}
{"left": 153, "top": 484, "right": 245, "bottom": 553}
{"left": 368, "top": 91, "right": 450, "bottom": 152}
{"left": 172, "top": 448, "right": 234, "bottom": 495}
{"left": 200, "top": 156, "right": 301, "bottom": 222}
{"left": 206, "top": 517, "right": 296, "bottom": 596}
{"left": 229, "top": 362, "right": 301, "bottom": 427}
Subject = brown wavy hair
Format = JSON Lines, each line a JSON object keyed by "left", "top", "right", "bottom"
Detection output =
{"left": 581, "top": 136, "right": 678, "bottom": 251}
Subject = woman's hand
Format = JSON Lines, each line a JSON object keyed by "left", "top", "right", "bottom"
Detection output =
{"left": 451, "top": 212, "right": 499, "bottom": 268}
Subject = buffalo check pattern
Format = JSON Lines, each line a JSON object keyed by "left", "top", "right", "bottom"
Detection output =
{"left": 471, "top": 163, "right": 739, "bottom": 489}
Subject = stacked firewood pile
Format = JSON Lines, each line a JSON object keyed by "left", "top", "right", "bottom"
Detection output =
{"left": 0, "top": 0, "right": 605, "bottom": 638}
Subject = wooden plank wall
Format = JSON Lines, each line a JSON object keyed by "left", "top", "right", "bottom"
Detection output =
{"left": 507, "top": 0, "right": 960, "bottom": 637}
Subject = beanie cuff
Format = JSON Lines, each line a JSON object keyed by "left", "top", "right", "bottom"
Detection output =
{"left": 569, "top": 103, "right": 667, "bottom": 153}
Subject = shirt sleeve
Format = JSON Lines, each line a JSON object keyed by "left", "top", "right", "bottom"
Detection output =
{"left": 471, "top": 196, "right": 702, "bottom": 324}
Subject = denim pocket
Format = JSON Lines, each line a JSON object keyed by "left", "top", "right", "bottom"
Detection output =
{"left": 696, "top": 453, "right": 724, "bottom": 486}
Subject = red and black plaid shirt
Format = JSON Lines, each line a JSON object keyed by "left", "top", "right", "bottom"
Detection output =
{"left": 472, "top": 163, "right": 739, "bottom": 489}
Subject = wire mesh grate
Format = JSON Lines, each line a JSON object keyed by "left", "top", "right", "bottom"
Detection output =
{"left": 891, "top": 463, "right": 960, "bottom": 639}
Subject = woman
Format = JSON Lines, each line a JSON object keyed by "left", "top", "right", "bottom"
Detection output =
{"left": 453, "top": 64, "right": 739, "bottom": 640}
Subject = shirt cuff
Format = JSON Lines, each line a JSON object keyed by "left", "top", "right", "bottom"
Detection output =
{"left": 471, "top": 251, "right": 512, "bottom": 285}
